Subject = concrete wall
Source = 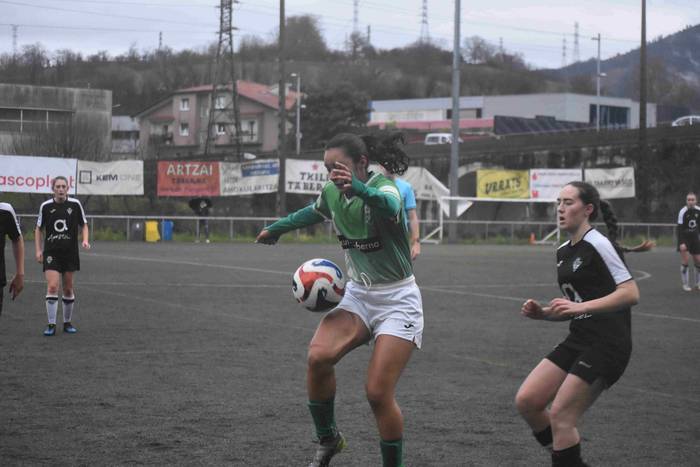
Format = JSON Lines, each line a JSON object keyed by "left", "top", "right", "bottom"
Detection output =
{"left": 0, "top": 83, "right": 112, "bottom": 156}
{"left": 482, "top": 94, "right": 657, "bottom": 128}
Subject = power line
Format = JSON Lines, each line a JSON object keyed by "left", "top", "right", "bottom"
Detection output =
{"left": 0, "top": 0, "right": 214, "bottom": 27}
{"left": 0, "top": 22, "right": 214, "bottom": 34}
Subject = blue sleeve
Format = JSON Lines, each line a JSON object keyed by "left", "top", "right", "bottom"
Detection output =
{"left": 403, "top": 183, "right": 416, "bottom": 210}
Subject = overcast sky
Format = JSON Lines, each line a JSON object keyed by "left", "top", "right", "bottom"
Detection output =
{"left": 2, "top": 0, "right": 699, "bottom": 69}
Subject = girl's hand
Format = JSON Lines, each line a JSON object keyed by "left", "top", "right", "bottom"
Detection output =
{"left": 329, "top": 162, "right": 354, "bottom": 194}
{"left": 255, "top": 229, "right": 279, "bottom": 245}
{"left": 548, "top": 298, "right": 587, "bottom": 319}
{"left": 521, "top": 299, "right": 546, "bottom": 320}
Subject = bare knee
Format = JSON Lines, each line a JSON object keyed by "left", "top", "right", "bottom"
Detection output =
{"left": 515, "top": 388, "right": 548, "bottom": 416}
{"left": 365, "top": 380, "right": 394, "bottom": 409}
{"left": 46, "top": 285, "right": 60, "bottom": 296}
{"left": 549, "top": 404, "right": 577, "bottom": 431}
{"left": 307, "top": 343, "right": 338, "bottom": 373}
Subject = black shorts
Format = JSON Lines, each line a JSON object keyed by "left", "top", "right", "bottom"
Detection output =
{"left": 43, "top": 252, "right": 80, "bottom": 273}
{"left": 679, "top": 233, "right": 700, "bottom": 255}
{"left": 546, "top": 339, "right": 631, "bottom": 388}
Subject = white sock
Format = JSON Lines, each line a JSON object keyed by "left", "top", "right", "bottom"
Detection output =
{"left": 695, "top": 266, "right": 700, "bottom": 287}
{"left": 46, "top": 295, "right": 59, "bottom": 325}
{"left": 62, "top": 295, "right": 75, "bottom": 323}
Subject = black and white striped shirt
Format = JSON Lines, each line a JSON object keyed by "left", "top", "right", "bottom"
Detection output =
{"left": 0, "top": 202, "right": 22, "bottom": 287}
{"left": 557, "top": 228, "right": 633, "bottom": 349}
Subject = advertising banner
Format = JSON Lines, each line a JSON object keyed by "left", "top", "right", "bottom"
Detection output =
{"left": 529, "top": 169, "right": 582, "bottom": 200}
{"left": 77, "top": 160, "right": 144, "bottom": 195}
{"left": 584, "top": 167, "right": 635, "bottom": 199}
{"left": 285, "top": 159, "right": 329, "bottom": 194}
{"left": 220, "top": 159, "right": 279, "bottom": 196}
{"left": 401, "top": 166, "right": 449, "bottom": 201}
{"left": 157, "top": 161, "right": 220, "bottom": 197}
{"left": 476, "top": 169, "right": 529, "bottom": 199}
{"left": 0, "top": 155, "right": 77, "bottom": 194}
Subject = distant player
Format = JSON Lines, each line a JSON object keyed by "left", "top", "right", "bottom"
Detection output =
{"left": 0, "top": 201, "right": 24, "bottom": 316}
{"left": 380, "top": 166, "right": 420, "bottom": 260}
{"left": 189, "top": 197, "right": 212, "bottom": 243}
{"left": 256, "top": 132, "right": 422, "bottom": 467}
{"left": 35, "top": 176, "right": 90, "bottom": 336}
{"left": 515, "top": 181, "right": 640, "bottom": 467}
{"left": 677, "top": 191, "right": 700, "bottom": 291}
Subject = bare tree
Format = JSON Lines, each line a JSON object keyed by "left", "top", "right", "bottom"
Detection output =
{"left": 3, "top": 116, "right": 110, "bottom": 161}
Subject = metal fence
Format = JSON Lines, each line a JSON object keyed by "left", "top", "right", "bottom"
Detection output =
{"left": 17, "top": 214, "right": 678, "bottom": 244}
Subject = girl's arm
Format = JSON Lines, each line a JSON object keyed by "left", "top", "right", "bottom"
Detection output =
{"left": 256, "top": 204, "right": 325, "bottom": 244}
{"left": 547, "top": 281, "right": 639, "bottom": 319}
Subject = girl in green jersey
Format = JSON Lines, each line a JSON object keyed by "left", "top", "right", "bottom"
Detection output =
{"left": 257, "top": 133, "right": 421, "bottom": 467}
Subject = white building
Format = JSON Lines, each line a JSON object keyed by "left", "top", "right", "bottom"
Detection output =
{"left": 370, "top": 93, "right": 657, "bottom": 130}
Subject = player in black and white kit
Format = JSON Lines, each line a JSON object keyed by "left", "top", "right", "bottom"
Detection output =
{"left": 515, "top": 181, "right": 640, "bottom": 467}
{"left": 34, "top": 176, "right": 90, "bottom": 336}
{"left": 677, "top": 192, "right": 700, "bottom": 291}
{"left": 0, "top": 201, "right": 25, "bottom": 316}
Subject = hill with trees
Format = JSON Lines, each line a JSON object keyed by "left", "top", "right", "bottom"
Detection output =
{"left": 1, "top": 15, "right": 698, "bottom": 149}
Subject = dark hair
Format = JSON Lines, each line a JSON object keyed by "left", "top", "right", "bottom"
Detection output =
{"left": 51, "top": 176, "right": 69, "bottom": 189}
{"left": 566, "top": 181, "right": 618, "bottom": 244}
{"left": 324, "top": 132, "right": 409, "bottom": 175}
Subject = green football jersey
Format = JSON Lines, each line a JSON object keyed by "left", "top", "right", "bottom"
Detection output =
{"left": 314, "top": 172, "right": 413, "bottom": 285}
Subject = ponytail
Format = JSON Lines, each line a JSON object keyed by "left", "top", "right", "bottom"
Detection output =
{"left": 567, "top": 181, "right": 653, "bottom": 253}
{"left": 360, "top": 132, "right": 409, "bottom": 175}
{"left": 599, "top": 199, "right": 619, "bottom": 245}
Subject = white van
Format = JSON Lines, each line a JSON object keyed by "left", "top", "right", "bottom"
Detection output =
{"left": 671, "top": 115, "right": 700, "bottom": 127}
{"left": 424, "top": 133, "right": 462, "bottom": 145}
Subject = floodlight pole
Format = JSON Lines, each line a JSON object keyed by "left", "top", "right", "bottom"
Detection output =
{"left": 592, "top": 33, "right": 602, "bottom": 132}
{"left": 448, "top": 0, "right": 461, "bottom": 243}
{"left": 291, "top": 72, "right": 302, "bottom": 155}
{"left": 277, "top": 0, "right": 287, "bottom": 216}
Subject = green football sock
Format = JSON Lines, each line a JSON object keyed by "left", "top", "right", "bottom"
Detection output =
{"left": 308, "top": 399, "right": 337, "bottom": 440}
{"left": 380, "top": 438, "right": 404, "bottom": 467}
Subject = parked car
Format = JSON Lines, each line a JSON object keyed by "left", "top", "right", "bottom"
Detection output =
{"left": 671, "top": 115, "right": 700, "bottom": 127}
{"left": 424, "top": 133, "right": 463, "bottom": 145}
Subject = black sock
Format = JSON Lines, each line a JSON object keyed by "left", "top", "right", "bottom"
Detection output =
{"left": 552, "top": 443, "right": 583, "bottom": 467}
{"left": 534, "top": 426, "right": 553, "bottom": 448}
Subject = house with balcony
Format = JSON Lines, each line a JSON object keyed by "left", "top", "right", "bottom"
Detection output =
{"left": 134, "top": 80, "right": 299, "bottom": 159}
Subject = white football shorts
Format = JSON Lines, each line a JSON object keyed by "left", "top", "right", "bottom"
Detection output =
{"left": 335, "top": 275, "right": 424, "bottom": 349}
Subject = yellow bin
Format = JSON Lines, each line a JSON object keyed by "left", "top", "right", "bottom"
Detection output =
{"left": 145, "top": 220, "right": 161, "bottom": 242}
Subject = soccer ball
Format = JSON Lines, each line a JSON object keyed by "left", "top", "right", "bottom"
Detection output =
{"left": 292, "top": 258, "right": 346, "bottom": 312}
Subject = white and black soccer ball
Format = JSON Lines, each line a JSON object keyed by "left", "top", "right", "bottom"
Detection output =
{"left": 292, "top": 258, "right": 346, "bottom": 312}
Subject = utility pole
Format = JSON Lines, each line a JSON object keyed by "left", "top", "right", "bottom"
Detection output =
{"left": 638, "top": 0, "right": 649, "bottom": 220}
{"left": 449, "top": 0, "right": 461, "bottom": 243}
{"left": 573, "top": 22, "right": 580, "bottom": 63}
{"left": 640, "top": 0, "right": 647, "bottom": 138}
{"left": 561, "top": 37, "right": 567, "bottom": 69}
{"left": 291, "top": 73, "right": 302, "bottom": 155}
{"left": 420, "top": 0, "right": 430, "bottom": 43}
{"left": 158, "top": 31, "right": 162, "bottom": 51}
{"left": 277, "top": 0, "right": 287, "bottom": 216}
{"left": 204, "top": 0, "right": 242, "bottom": 160}
{"left": 592, "top": 33, "right": 602, "bottom": 132}
{"left": 11, "top": 25, "right": 18, "bottom": 56}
